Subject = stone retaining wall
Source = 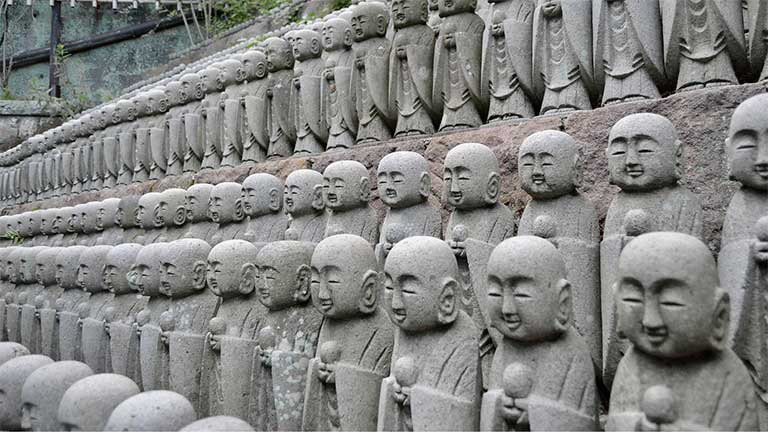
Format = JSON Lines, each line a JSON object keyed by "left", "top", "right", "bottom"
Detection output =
{"left": 0, "top": 101, "right": 63, "bottom": 153}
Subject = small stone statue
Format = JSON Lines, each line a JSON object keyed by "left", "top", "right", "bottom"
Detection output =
{"left": 155, "top": 188, "right": 189, "bottom": 242}
{"left": 302, "top": 235, "right": 394, "bottom": 431}
{"left": 181, "top": 73, "right": 206, "bottom": 174}
{"left": 748, "top": 0, "right": 768, "bottom": 80}
{"left": 265, "top": 37, "right": 298, "bottom": 158}
{"left": 53, "top": 246, "right": 90, "bottom": 362}
{"left": 390, "top": 0, "right": 438, "bottom": 136}
{"left": 77, "top": 245, "right": 114, "bottom": 374}
{"left": 33, "top": 247, "right": 64, "bottom": 359}
{"left": 78, "top": 202, "right": 102, "bottom": 246}
{"left": 606, "top": 233, "right": 759, "bottom": 431}
{"left": 517, "top": 130, "right": 601, "bottom": 364}
{"left": 181, "top": 416, "right": 255, "bottom": 432}
{"left": 57, "top": 373, "right": 140, "bottom": 431}
{"left": 20, "top": 360, "right": 93, "bottom": 432}
{"left": 0, "top": 355, "right": 53, "bottom": 430}
{"left": 292, "top": 29, "right": 329, "bottom": 154}
{"left": 482, "top": 0, "right": 537, "bottom": 121}
{"left": 284, "top": 169, "right": 326, "bottom": 243}
{"left": 95, "top": 198, "right": 123, "bottom": 245}
{"left": 322, "top": 160, "right": 379, "bottom": 243}
{"left": 209, "top": 182, "right": 249, "bottom": 245}
{"left": 533, "top": 0, "right": 596, "bottom": 115}
{"left": 601, "top": 113, "right": 703, "bottom": 387}
{"left": 136, "top": 192, "right": 165, "bottom": 244}
{"left": 159, "top": 81, "right": 187, "bottom": 177}
{"left": 594, "top": 0, "right": 665, "bottom": 106}
{"left": 378, "top": 237, "right": 481, "bottom": 431}
{"left": 116, "top": 195, "right": 143, "bottom": 243}
{"left": 200, "top": 64, "right": 238, "bottom": 171}
{"left": 240, "top": 50, "right": 270, "bottom": 163}
{"left": 434, "top": 0, "right": 486, "bottom": 130}
{"left": 480, "top": 236, "right": 598, "bottom": 431}
{"left": 183, "top": 183, "right": 218, "bottom": 244}
{"left": 252, "top": 240, "right": 323, "bottom": 430}
{"left": 105, "top": 390, "right": 197, "bottom": 431}
{"left": 662, "top": 0, "right": 747, "bottom": 92}
{"left": 376, "top": 151, "right": 441, "bottom": 263}
{"left": 18, "top": 247, "right": 46, "bottom": 353}
{"left": 322, "top": 17, "right": 359, "bottom": 150}
{"left": 242, "top": 173, "right": 290, "bottom": 244}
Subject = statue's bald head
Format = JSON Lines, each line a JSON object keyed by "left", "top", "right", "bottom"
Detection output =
{"left": 378, "top": 151, "right": 431, "bottom": 208}
{"left": 444, "top": 143, "right": 501, "bottom": 209}
{"left": 727, "top": 94, "right": 768, "bottom": 191}
{"left": 519, "top": 130, "right": 580, "bottom": 199}
{"left": 323, "top": 160, "right": 371, "bottom": 211}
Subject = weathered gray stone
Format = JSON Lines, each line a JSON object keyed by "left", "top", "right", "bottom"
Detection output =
{"left": 33, "top": 247, "right": 64, "bottom": 359}
{"left": 104, "top": 390, "right": 197, "bottom": 432}
{"left": 322, "top": 160, "right": 379, "bottom": 243}
{"left": 0, "top": 355, "right": 52, "bottom": 430}
{"left": 0, "top": 343, "right": 29, "bottom": 366}
{"left": 116, "top": 195, "right": 143, "bottom": 243}
{"left": 180, "top": 416, "right": 255, "bottom": 432}
{"left": 20, "top": 361, "right": 93, "bottom": 432}
{"left": 284, "top": 170, "right": 326, "bottom": 243}
{"left": 181, "top": 73, "right": 206, "bottom": 174}
{"left": 240, "top": 50, "right": 270, "bottom": 164}
{"left": 183, "top": 183, "right": 218, "bottom": 244}
{"left": 208, "top": 182, "right": 249, "bottom": 245}
{"left": 95, "top": 198, "right": 123, "bottom": 245}
{"left": 242, "top": 173, "right": 290, "bottom": 243}
{"left": 136, "top": 192, "right": 165, "bottom": 244}
{"left": 322, "top": 17, "right": 358, "bottom": 150}
{"left": 54, "top": 246, "right": 90, "bottom": 362}
{"left": 155, "top": 188, "right": 189, "bottom": 241}
{"left": 57, "top": 373, "right": 140, "bottom": 432}
{"left": 292, "top": 29, "right": 329, "bottom": 155}
{"left": 265, "top": 37, "right": 298, "bottom": 158}
{"left": 77, "top": 245, "right": 114, "bottom": 374}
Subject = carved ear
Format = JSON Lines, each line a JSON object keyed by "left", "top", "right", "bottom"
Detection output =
{"left": 358, "top": 269, "right": 378, "bottom": 314}
{"left": 419, "top": 172, "right": 431, "bottom": 199}
{"left": 192, "top": 261, "right": 207, "bottom": 291}
{"left": 673, "top": 140, "right": 684, "bottom": 181}
{"left": 343, "top": 28, "right": 353, "bottom": 47}
{"left": 359, "top": 177, "right": 371, "bottom": 202}
{"left": 295, "top": 264, "right": 312, "bottom": 303}
{"left": 555, "top": 279, "right": 572, "bottom": 332}
{"left": 234, "top": 198, "right": 245, "bottom": 221}
{"left": 240, "top": 263, "right": 256, "bottom": 295}
{"left": 312, "top": 185, "right": 325, "bottom": 211}
{"left": 375, "top": 15, "right": 387, "bottom": 35}
{"left": 724, "top": 138, "right": 735, "bottom": 181}
{"left": 572, "top": 149, "right": 584, "bottom": 190}
{"left": 174, "top": 206, "right": 187, "bottom": 226}
{"left": 420, "top": 0, "right": 428, "bottom": 21}
{"left": 710, "top": 288, "right": 730, "bottom": 351}
{"left": 311, "top": 38, "right": 321, "bottom": 55}
{"left": 438, "top": 278, "right": 458, "bottom": 325}
{"left": 485, "top": 172, "right": 500, "bottom": 204}
{"left": 269, "top": 188, "right": 281, "bottom": 212}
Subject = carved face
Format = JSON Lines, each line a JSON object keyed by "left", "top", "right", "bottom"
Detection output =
{"left": 727, "top": 95, "right": 768, "bottom": 191}
{"left": 79, "top": 204, "right": 99, "bottom": 234}
{"left": 242, "top": 174, "right": 283, "bottom": 218}
{"left": 256, "top": 242, "right": 312, "bottom": 311}
{"left": 265, "top": 38, "right": 293, "bottom": 72}
{"left": 154, "top": 190, "right": 187, "bottom": 228}
{"left": 377, "top": 152, "right": 429, "bottom": 209}
{"left": 392, "top": 0, "right": 427, "bottom": 28}
{"left": 322, "top": 19, "right": 352, "bottom": 51}
{"left": 208, "top": 184, "right": 244, "bottom": 224}
{"left": 54, "top": 248, "right": 81, "bottom": 289}
{"left": 137, "top": 193, "right": 162, "bottom": 230}
{"left": 292, "top": 31, "right": 322, "bottom": 61}
{"left": 116, "top": 197, "right": 139, "bottom": 229}
{"left": 519, "top": 132, "right": 579, "bottom": 199}
{"left": 608, "top": 114, "right": 680, "bottom": 192}
{"left": 241, "top": 51, "right": 267, "bottom": 81}
{"left": 35, "top": 249, "right": 60, "bottom": 286}
{"left": 438, "top": 0, "right": 475, "bottom": 17}
{"left": 350, "top": 4, "right": 385, "bottom": 41}
{"left": 443, "top": 144, "right": 500, "bottom": 210}
{"left": 159, "top": 242, "right": 208, "bottom": 298}
{"left": 215, "top": 62, "right": 240, "bottom": 90}
{"left": 131, "top": 245, "right": 165, "bottom": 297}
{"left": 284, "top": 170, "right": 323, "bottom": 216}
{"left": 179, "top": 74, "right": 203, "bottom": 102}
{"left": 199, "top": 67, "right": 220, "bottom": 94}
{"left": 185, "top": 185, "right": 213, "bottom": 223}
{"left": 206, "top": 241, "right": 258, "bottom": 300}
{"left": 322, "top": 161, "right": 370, "bottom": 212}
{"left": 66, "top": 208, "right": 79, "bottom": 234}
{"left": 96, "top": 199, "right": 120, "bottom": 231}
{"left": 77, "top": 248, "right": 111, "bottom": 293}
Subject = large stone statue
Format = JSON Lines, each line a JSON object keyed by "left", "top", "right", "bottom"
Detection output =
{"left": 265, "top": 37, "right": 298, "bottom": 158}
{"left": 594, "top": 0, "right": 665, "bottom": 106}
{"left": 378, "top": 237, "right": 481, "bottom": 431}
{"left": 291, "top": 29, "right": 329, "bottom": 154}
{"left": 200, "top": 240, "right": 267, "bottom": 419}
{"left": 209, "top": 182, "right": 249, "bottom": 245}
{"left": 482, "top": 0, "right": 537, "bottom": 121}
{"left": 20, "top": 360, "right": 93, "bottom": 432}
{"left": 322, "top": 17, "right": 358, "bottom": 150}
{"left": 302, "top": 235, "right": 394, "bottom": 431}
{"left": 53, "top": 246, "right": 89, "bottom": 362}
{"left": 434, "top": 0, "right": 486, "bottom": 129}
{"left": 601, "top": 113, "right": 703, "bottom": 387}
{"left": 242, "top": 173, "right": 290, "bottom": 244}
{"left": 284, "top": 170, "right": 326, "bottom": 243}
{"left": 183, "top": 183, "right": 218, "bottom": 244}
{"left": 57, "top": 374, "right": 140, "bottom": 431}
{"left": 0, "top": 355, "right": 53, "bottom": 430}
{"left": 351, "top": 2, "right": 395, "bottom": 143}
{"left": 251, "top": 240, "right": 323, "bottom": 430}
{"left": 606, "top": 233, "right": 759, "bottom": 431}
{"left": 240, "top": 50, "right": 270, "bottom": 163}
{"left": 104, "top": 390, "right": 197, "bottom": 432}
{"left": 322, "top": 160, "right": 379, "bottom": 243}
{"left": 662, "top": 0, "right": 747, "bottom": 92}
{"left": 480, "top": 236, "right": 598, "bottom": 431}
{"left": 77, "top": 245, "right": 114, "bottom": 374}
{"left": 390, "top": 0, "right": 438, "bottom": 136}
{"left": 533, "top": 0, "right": 595, "bottom": 115}
{"left": 517, "top": 130, "right": 601, "bottom": 364}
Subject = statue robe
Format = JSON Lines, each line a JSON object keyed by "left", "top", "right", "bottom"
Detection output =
{"left": 352, "top": 37, "right": 394, "bottom": 144}
{"left": 748, "top": 0, "right": 768, "bottom": 80}
{"left": 267, "top": 69, "right": 297, "bottom": 158}
{"left": 390, "top": 25, "right": 438, "bottom": 136}
{"left": 324, "top": 205, "right": 380, "bottom": 244}
{"left": 221, "top": 98, "right": 243, "bottom": 167}
{"left": 446, "top": 203, "right": 516, "bottom": 245}
{"left": 80, "top": 291, "right": 114, "bottom": 374}
{"left": 288, "top": 212, "right": 327, "bottom": 243}
{"left": 209, "top": 220, "right": 249, "bottom": 246}
{"left": 201, "top": 93, "right": 226, "bottom": 170}
{"left": 245, "top": 213, "right": 289, "bottom": 244}
{"left": 108, "top": 293, "right": 147, "bottom": 386}
{"left": 132, "top": 128, "right": 151, "bottom": 183}
{"left": 323, "top": 49, "right": 358, "bottom": 150}
{"left": 20, "top": 283, "right": 45, "bottom": 353}
{"left": 183, "top": 221, "right": 219, "bottom": 245}
{"left": 117, "top": 131, "right": 136, "bottom": 185}
{"left": 57, "top": 289, "right": 91, "bottom": 362}
{"left": 242, "top": 79, "right": 270, "bottom": 163}
{"left": 293, "top": 57, "right": 328, "bottom": 155}
{"left": 164, "top": 105, "right": 190, "bottom": 176}
{"left": 138, "top": 296, "right": 172, "bottom": 391}
{"left": 183, "top": 100, "right": 205, "bottom": 173}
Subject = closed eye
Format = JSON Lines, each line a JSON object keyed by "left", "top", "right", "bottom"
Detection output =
{"left": 621, "top": 297, "right": 643, "bottom": 304}
{"left": 514, "top": 293, "right": 531, "bottom": 299}
{"left": 660, "top": 301, "right": 684, "bottom": 308}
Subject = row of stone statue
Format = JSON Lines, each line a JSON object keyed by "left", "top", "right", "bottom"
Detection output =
{"left": 0, "top": 230, "right": 760, "bottom": 432}
{"left": 3, "top": 0, "right": 768, "bottom": 204}
{"left": 0, "top": 344, "right": 256, "bottom": 431}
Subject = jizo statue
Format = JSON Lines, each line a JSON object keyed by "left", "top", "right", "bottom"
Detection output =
{"left": 302, "top": 235, "right": 394, "bottom": 431}
{"left": 322, "top": 160, "right": 379, "bottom": 243}
{"left": 240, "top": 50, "right": 270, "bottom": 163}
{"left": 21, "top": 361, "right": 93, "bottom": 432}
{"left": 252, "top": 240, "right": 323, "bottom": 430}
{"left": 77, "top": 245, "right": 114, "bottom": 374}
{"left": 379, "top": 237, "right": 481, "bottom": 431}
{"left": 0, "top": 355, "right": 53, "bottom": 431}
{"left": 748, "top": 0, "right": 768, "bottom": 80}
{"left": 390, "top": 0, "right": 438, "bottom": 137}
{"left": 18, "top": 247, "right": 47, "bottom": 354}
{"left": 481, "top": 236, "right": 598, "bottom": 431}
{"left": 594, "top": 0, "right": 665, "bottom": 106}
{"left": 116, "top": 195, "right": 142, "bottom": 243}
{"left": 265, "top": 37, "right": 298, "bottom": 158}
{"left": 57, "top": 374, "right": 140, "bottom": 432}
{"left": 34, "top": 247, "right": 63, "bottom": 360}
{"left": 606, "top": 233, "right": 759, "bottom": 431}
{"left": 136, "top": 192, "right": 165, "bottom": 244}
{"left": 78, "top": 202, "right": 102, "bottom": 246}
{"left": 96, "top": 198, "right": 123, "bottom": 245}
{"left": 158, "top": 81, "right": 186, "bottom": 177}
{"left": 601, "top": 113, "right": 703, "bottom": 387}
{"left": 183, "top": 183, "right": 218, "bottom": 244}
{"left": 517, "top": 130, "right": 601, "bottom": 364}
{"left": 53, "top": 246, "right": 89, "bottom": 362}
{"left": 181, "top": 73, "right": 206, "bottom": 174}
{"left": 200, "top": 240, "right": 267, "bottom": 419}
{"left": 154, "top": 188, "right": 189, "bottom": 242}
{"left": 181, "top": 416, "right": 255, "bottom": 432}
{"left": 292, "top": 29, "right": 329, "bottom": 155}
{"left": 351, "top": 2, "right": 395, "bottom": 144}
{"left": 202, "top": 62, "right": 241, "bottom": 171}
{"left": 104, "top": 390, "right": 197, "bottom": 432}
{"left": 662, "top": 0, "right": 747, "bottom": 92}
{"left": 284, "top": 169, "right": 326, "bottom": 243}
{"left": 208, "top": 182, "right": 248, "bottom": 245}
{"left": 242, "top": 173, "right": 290, "bottom": 244}
{"left": 482, "top": 0, "right": 537, "bottom": 121}
{"left": 322, "top": 17, "right": 358, "bottom": 150}
{"left": 434, "top": 0, "right": 486, "bottom": 130}
{"left": 217, "top": 59, "right": 248, "bottom": 168}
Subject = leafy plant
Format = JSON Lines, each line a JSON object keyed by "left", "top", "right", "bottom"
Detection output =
{"left": 3, "top": 230, "right": 23, "bottom": 245}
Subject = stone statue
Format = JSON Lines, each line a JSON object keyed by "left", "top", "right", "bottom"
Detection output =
{"left": 302, "top": 235, "right": 394, "bottom": 431}
{"left": 662, "top": 0, "right": 748, "bottom": 92}
{"left": 376, "top": 151, "right": 441, "bottom": 263}
{"left": 0, "top": 355, "right": 53, "bottom": 430}
{"left": 201, "top": 62, "right": 241, "bottom": 171}
{"left": 149, "top": 124, "right": 168, "bottom": 180}
{"left": 482, "top": 0, "right": 536, "bottom": 121}
{"left": 378, "top": 237, "right": 481, "bottom": 431}
{"left": 132, "top": 126, "right": 152, "bottom": 183}
{"left": 20, "top": 360, "right": 93, "bottom": 432}
{"left": 200, "top": 240, "right": 267, "bottom": 419}
{"left": 517, "top": 130, "right": 601, "bottom": 364}
{"left": 33, "top": 247, "right": 64, "bottom": 359}
{"left": 389, "top": 0, "right": 438, "bottom": 136}
{"left": 78, "top": 202, "right": 103, "bottom": 246}
{"left": 181, "top": 416, "right": 255, "bottom": 432}
{"left": 77, "top": 245, "right": 114, "bottom": 374}
{"left": 209, "top": 182, "right": 249, "bottom": 245}
{"left": 601, "top": 113, "right": 703, "bottom": 387}
{"left": 284, "top": 169, "right": 326, "bottom": 243}
{"left": 183, "top": 183, "right": 218, "bottom": 244}
{"left": 242, "top": 173, "right": 290, "bottom": 243}
{"left": 217, "top": 59, "right": 248, "bottom": 168}
{"left": 57, "top": 374, "right": 140, "bottom": 431}
{"left": 480, "top": 236, "right": 598, "bottom": 431}
{"left": 606, "top": 233, "right": 759, "bottom": 431}
{"left": 154, "top": 188, "right": 189, "bottom": 242}
{"left": 322, "top": 17, "right": 358, "bottom": 150}
{"left": 748, "top": 0, "right": 768, "bottom": 80}
{"left": 18, "top": 247, "right": 46, "bottom": 353}
{"left": 159, "top": 81, "right": 186, "bottom": 177}
{"left": 434, "top": 0, "right": 486, "bottom": 130}
{"left": 116, "top": 195, "right": 143, "bottom": 243}
{"left": 594, "top": 0, "right": 665, "bottom": 106}
{"left": 265, "top": 37, "right": 297, "bottom": 158}
{"left": 102, "top": 136, "right": 119, "bottom": 188}
{"left": 0, "top": 343, "right": 28, "bottom": 365}
{"left": 252, "top": 240, "right": 323, "bottom": 430}
{"left": 351, "top": 2, "right": 395, "bottom": 143}
{"left": 240, "top": 50, "right": 270, "bottom": 163}
{"left": 96, "top": 198, "right": 123, "bottom": 245}
{"left": 322, "top": 160, "right": 379, "bottom": 243}
{"left": 160, "top": 238, "right": 218, "bottom": 412}
{"left": 291, "top": 29, "right": 329, "bottom": 154}
{"left": 532, "top": 0, "right": 595, "bottom": 115}
{"left": 105, "top": 391, "right": 197, "bottom": 431}
{"left": 136, "top": 192, "right": 165, "bottom": 244}
{"left": 181, "top": 73, "right": 206, "bottom": 173}
{"left": 53, "top": 246, "right": 89, "bottom": 362}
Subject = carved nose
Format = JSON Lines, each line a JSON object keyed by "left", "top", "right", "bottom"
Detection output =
{"left": 391, "top": 289, "right": 404, "bottom": 310}
{"left": 642, "top": 305, "right": 664, "bottom": 332}
{"left": 501, "top": 294, "right": 517, "bottom": 315}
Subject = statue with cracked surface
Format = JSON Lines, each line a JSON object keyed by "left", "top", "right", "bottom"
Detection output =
{"left": 322, "top": 160, "right": 379, "bottom": 243}
{"left": 291, "top": 29, "right": 329, "bottom": 154}
{"left": 322, "top": 17, "right": 358, "bottom": 150}
{"left": 265, "top": 37, "right": 298, "bottom": 158}
{"left": 284, "top": 169, "right": 326, "bottom": 243}
{"left": 242, "top": 173, "right": 290, "bottom": 244}
{"left": 208, "top": 182, "right": 249, "bottom": 246}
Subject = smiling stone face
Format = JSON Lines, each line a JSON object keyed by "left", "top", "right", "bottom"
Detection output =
{"left": 350, "top": 2, "right": 389, "bottom": 42}
{"left": 322, "top": 161, "right": 371, "bottom": 212}
{"left": 206, "top": 240, "right": 259, "bottom": 300}
{"left": 130, "top": 244, "right": 167, "bottom": 297}
{"left": 443, "top": 143, "right": 501, "bottom": 210}
{"left": 242, "top": 174, "right": 283, "bottom": 218}
{"left": 104, "top": 244, "right": 142, "bottom": 295}
{"left": 727, "top": 94, "right": 768, "bottom": 191}
{"left": 158, "top": 239, "right": 210, "bottom": 299}
{"left": 208, "top": 183, "right": 244, "bottom": 225}
{"left": 519, "top": 131, "right": 579, "bottom": 200}
{"left": 255, "top": 241, "right": 314, "bottom": 311}
{"left": 284, "top": 170, "right": 323, "bottom": 217}
{"left": 377, "top": 152, "right": 430, "bottom": 209}
{"left": 76, "top": 246, "right": 112, "bottom": 293}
